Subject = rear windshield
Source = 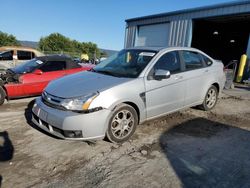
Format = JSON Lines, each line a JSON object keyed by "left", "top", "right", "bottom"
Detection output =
{"left": 11, "top": 58, "right": 43, "bottom": 74}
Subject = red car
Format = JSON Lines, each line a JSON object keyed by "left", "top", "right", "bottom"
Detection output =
{"left": 0, "top": 55, "right": 93, "bottom": 105}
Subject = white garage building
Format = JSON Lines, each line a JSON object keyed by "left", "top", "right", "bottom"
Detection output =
{"left": 124, "top": 0, "right": 250, "bottom": 65}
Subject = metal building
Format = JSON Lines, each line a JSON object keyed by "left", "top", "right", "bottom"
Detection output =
{"left": 124, "top": 0, "right": 250, "bottom": 64}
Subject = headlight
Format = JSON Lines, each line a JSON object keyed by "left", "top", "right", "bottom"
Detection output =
{"left": 61, "top": 92, "right": 99, "bottom": 111}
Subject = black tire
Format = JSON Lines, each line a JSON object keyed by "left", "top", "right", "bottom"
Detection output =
{"left": 106, "top": 103, "right": 138, "bottom": 143}
{"left": 0, "top": 87, "right": 6, "bottom": 105}
{"left": 200, "top": 85, "right": 218, "bottom": 111}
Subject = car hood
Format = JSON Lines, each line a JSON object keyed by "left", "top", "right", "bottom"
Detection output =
{"left": 45, "top": 71, "right": 132, "bottom": 98}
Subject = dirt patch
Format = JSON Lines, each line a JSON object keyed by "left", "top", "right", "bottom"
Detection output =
{"left": 0, "top": 95, "right": 250, "bottom": 188}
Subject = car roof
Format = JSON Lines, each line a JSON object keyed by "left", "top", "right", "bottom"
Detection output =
{"left": 36, "top": 54, "right": 73, "bottom": 62}
{"left": 0, "top": 46, "right": 43, "bottom": 54}
{"left": 125, "top": 46, "right": 165, "bottom": 51}
{"left": 125, "top": 46, "right": 201, "bottom": 52}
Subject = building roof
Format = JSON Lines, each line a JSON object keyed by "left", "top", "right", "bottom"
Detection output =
{"left": 126, "top": 0, "right": 250, "bottom": 22}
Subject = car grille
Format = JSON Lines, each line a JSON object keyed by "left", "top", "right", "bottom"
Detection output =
{"left": 32, "top": 112, "right": 83, "bottom": 138}
{"left": 42, "top": 91, "right": 66, "bottom": 110}
{"left": 32, "top": 112, "right": 64, "bottom": 136}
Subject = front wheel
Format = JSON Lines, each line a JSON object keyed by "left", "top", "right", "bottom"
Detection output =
{"left": 0, "top": 87, "right": 6, "bottom": 105}
{"left": 200, "top": 85, "right": 218, "bottom": 111}
{"left": 106, "top": 104, "right": 138, "bottom": 143}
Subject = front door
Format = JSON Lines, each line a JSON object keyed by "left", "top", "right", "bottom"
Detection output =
{"left": 22, "top": 60, "right": 66, "bottom": 96}
{"left": 145, "top": 51, "right": 186, "bottom": 119}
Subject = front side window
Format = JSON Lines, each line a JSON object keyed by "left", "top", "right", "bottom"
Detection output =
{"left": 93, "top": 49, "right": 157, "bottom": 78}
{"left": 154, "top": 51, "right": 181, "bottom": 74}
{"left": 0, "top": 50, "right": 13, "bottom": 60}
{"left": 182, "top": 51, "right": 204, "bottom": 70}
{"left": 17, "top": 50, "right": 33, "bottom": 60}
{"left": 40, "top": 61, "right": 66, "bottom": 72}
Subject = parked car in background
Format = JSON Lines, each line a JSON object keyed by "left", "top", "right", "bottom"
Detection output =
{"left": 0, "top": 55, "right": 94, "bottom": 105}
{"left": 32, "top": 47, "right": 225, "bottom": 143}
{"left": 0, "top": 46, "right": 44, "bottom": 71}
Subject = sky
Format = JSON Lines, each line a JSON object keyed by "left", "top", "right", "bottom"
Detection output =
{"left": 0, "top": 0, "right": 234, "bottom": 50}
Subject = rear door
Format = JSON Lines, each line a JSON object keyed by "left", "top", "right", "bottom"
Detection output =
{"left": 22, "top": 60, "right": 66, "bottom": 96}
{"left": 180, "top": 50, "right": 209, "bottom": 106}
{"left": 145, "top": 51, "right": 186, "bottom": 119}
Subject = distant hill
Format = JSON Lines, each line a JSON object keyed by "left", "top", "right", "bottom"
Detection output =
{"left": 19, "top": 40, "right": 38, "bottom": 49}
{"left": 101, "top": 49, "right": 117, "bottom": 57}
{"left": 18, "top": 40, "right": 118, "bottom": 57}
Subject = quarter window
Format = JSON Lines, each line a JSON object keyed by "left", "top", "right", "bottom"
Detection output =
{"left": 201, "top": 54, "right": 213, "bottom": 66}
{"left": 40, "top": 61, "right": 66, "bottom": 72}
{"left": 182, "top": 51, "right": 204, "bottom": 70}
{"left": 154, "top": 51, "right": 181, "bottom": 74}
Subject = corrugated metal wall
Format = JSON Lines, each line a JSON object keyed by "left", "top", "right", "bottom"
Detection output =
{"left": 125, "top": 1, "right": 250, "bottom": 48}
{"left": 168, "top": 19, "right": 192, "bottom": 47}
{"left": 124, "top": 26, "right": 137, "bottom": 48}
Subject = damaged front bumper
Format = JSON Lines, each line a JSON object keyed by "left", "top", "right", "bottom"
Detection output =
{"left": 32, "top": 97, "right": 111, "bottom": 140}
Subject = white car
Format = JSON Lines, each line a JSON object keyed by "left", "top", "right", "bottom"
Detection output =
{"left": 32, "top": 47, "right": 226, "bottom": 143}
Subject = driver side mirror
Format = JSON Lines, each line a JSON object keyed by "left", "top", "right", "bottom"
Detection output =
{"left": 33, "top": 69, "right": 43, "bottom": 75}
{"left": 154, "top": 69, "right": 171, "bottom": 80}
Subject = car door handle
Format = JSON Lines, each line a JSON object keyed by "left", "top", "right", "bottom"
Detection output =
{"left": 174, "top": 75, "right": 183, "bottom": 80}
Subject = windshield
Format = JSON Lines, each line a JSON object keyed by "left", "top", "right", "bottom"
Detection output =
{"left": 11, "top": 58, "right": 44, "bottom": 74}
{"left": 93, "top": 49, "right": 157, "bottom": 78}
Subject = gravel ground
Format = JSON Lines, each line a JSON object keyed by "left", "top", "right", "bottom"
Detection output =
{"left": 0, "top": 88, "right": 250, "bottom": 188}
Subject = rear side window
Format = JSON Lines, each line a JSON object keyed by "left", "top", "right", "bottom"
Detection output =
{"left": 66, "top": 60, "right": 81, "bottom": 69}
{"left": 154, "top": 51, "right": 181, "bottom": 74}
{"left": 17, "top": 50, "right": 35, "bottom": 60}
{"left": 40, "top": 61, "right": 66, "bottom": 72}
{"left": 182, "top": 51, "right": 204, "bottom": 70}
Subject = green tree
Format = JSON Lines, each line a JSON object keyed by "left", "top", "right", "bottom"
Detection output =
{"left": 38, "top": 33, "right": 72, "bottom": 52}
{"left": 38, "top": 33, "right": 101, "bottom": 59}
{"left": 82, "top": 42, "right": 101, "bottom": 59}
{"left": 0, "top": 31, "right": 20, "bottom": 46}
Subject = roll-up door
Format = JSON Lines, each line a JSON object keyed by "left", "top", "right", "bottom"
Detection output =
{"left": 135, "top": 23, "right": 170, "bottom": 47}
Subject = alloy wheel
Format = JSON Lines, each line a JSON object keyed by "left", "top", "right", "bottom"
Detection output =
{"left": 111, "top": 110, "right": 135, "bottom": 139}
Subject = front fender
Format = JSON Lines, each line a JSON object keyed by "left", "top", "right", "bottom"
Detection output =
{"left": 108, "top": 97, "right": 146, "bottom": 123}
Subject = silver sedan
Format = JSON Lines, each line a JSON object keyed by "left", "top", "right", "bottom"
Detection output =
{"left": 32, "top": 47, "right": 225, "bottom": 143}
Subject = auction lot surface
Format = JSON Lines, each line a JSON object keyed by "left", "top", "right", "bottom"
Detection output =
{"left": 1, "top": 89, "right": 250, "bottom": 188}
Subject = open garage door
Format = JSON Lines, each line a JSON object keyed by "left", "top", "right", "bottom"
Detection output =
{"left": 192, "top": 14, "right": 250, "bottom": 66}
{"left": 135, "top": 23, "right": 170, "bottom": 47}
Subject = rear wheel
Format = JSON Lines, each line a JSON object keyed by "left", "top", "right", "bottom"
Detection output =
{"left": 106, "top": 104, "right": 138, "bottom": 143}
{"left": 200, "top": 85, "right": 218, "bottom": 111}
{"left": 0, "top": 87, "right": 6, "bottom": 105}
